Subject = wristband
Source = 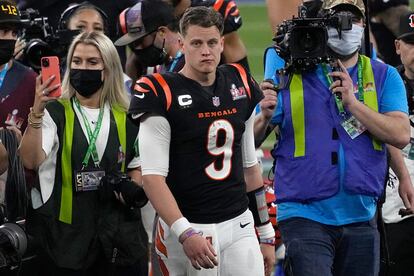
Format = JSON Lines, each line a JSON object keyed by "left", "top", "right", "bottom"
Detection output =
{"left": 256, "top": 221, "right": 275, "bottom": 240}
{"left": 178, "top": 228, "right": 203, "bottom": 244}
{"left": 171, "top": 217, "right": 192, "bottom": 239}
{"left": 259, "top": 237, "right": 276, "bottom": 246}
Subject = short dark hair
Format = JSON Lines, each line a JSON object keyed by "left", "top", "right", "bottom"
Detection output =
{"left": 179, "top": 6, "right": 224, "bottom": 37}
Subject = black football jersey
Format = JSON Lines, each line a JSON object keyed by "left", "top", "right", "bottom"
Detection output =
{"left": 191, "top": 0, "right": 242, "bottom": 35}
{"left": 129, "top": 64, "right": 263, "bottom": 223}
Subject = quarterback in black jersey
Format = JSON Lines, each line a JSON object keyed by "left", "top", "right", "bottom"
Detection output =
{"left": 167, "top": 0, "right": 250, "bottom": 69}
{"left": 130, "top": 7, "right": 275, "bottom": 276}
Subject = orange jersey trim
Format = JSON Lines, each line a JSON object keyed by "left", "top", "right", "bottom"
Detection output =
{"left": 213, "top": 0, "right": 224, "bottom": 12}
{"left": 230, "top": 63, "right": 251, "bottom": 98}
{"left": 135, "top": 77, "right": 158, "bottom": 96}
{"left": 224, "top": 1, "right": 237, "bottom": 19}
{"left": 153, "top": 73, "right": 172, "bottom": 111}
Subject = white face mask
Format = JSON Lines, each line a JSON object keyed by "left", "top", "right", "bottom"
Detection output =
{"left": 327, "top": 24, "right": 364, "bottom": 56}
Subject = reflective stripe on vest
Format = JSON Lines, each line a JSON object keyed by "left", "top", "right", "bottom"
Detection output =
{"left": 289, "top": 55, "right": 381, "bottom": 158}
{"left": 290, "top": 73, "right": 306, "bottom": 157}
{"left": 58, "top": 99, "right": 127, "bottom": 224}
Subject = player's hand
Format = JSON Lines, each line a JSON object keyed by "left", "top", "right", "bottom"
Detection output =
{"left": 259, "top": 80, "right": 278, "bottom": 120}
{"left": 260, "top": 243, "right": 275, "bottom": 276}
{"left": 182, "top": 234, "right": 218, "bottom": 270}
{"left": 329, "top": 60, "right": 358, "bottom": 109}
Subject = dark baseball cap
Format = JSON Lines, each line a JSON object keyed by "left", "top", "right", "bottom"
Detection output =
{"left": 114, "top": 0, "right": 174, "bottom": 46}
{"left": 0, "top": 1, "right": 22, "bottom": 26}
{"left": 397, "top": 11, "right": 414, "bottom": 43}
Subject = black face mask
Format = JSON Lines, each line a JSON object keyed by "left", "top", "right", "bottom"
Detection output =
{"left": 0, "top": 39, "right": 16, "bottom": 65}
{"left": 70, "top": 69, "right": 103, "bottom": 98}
{"left": 133, "top": 43, "right": 168, "bottom": 67}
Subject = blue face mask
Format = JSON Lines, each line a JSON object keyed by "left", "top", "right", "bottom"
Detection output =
{"left": 327, "top": 24, "right": 364, "bottom": 56}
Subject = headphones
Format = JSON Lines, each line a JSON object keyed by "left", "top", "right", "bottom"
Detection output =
{"left": 58, "top": 1, "right": 109, "bottom": 32}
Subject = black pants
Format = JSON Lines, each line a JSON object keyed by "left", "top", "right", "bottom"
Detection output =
{"left": 380, "top": 217, "right": 414, "bottom": 276}
{"left": 19, "top": 247, "right": 148, "bottom": 276}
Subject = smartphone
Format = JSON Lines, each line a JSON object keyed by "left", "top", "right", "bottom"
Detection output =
{"left": 41, "top": 56, "right": 62, "bottom": 98}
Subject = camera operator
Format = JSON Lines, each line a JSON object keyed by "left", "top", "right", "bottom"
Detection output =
{"left": 255, "top": 0, "right": 410, "bottom": 275}
{"left": 0, "top": 0, "right": 36, "bottom": 133}
{"left": 19, "top": 31, "right": 148, "bottom": 275}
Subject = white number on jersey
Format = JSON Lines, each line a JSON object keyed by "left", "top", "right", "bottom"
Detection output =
{"left": 205, "top": 119, "right": 234, "bottom": 180}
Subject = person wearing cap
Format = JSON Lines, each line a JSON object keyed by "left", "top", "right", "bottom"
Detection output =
{"left": 129, "top": 6, "right": 276, "bottom": 276}
{"left": 0, "top": 0, "right": 36, "bottom": 133}
{"left": 166, "top": 0, "right": 250, "bottom": 70}
{"left": 115, "top": 0, "right": 184, "bottom": 80}
{"left": 255, "top": 0, "right": 411, "bottom": 275}
{"left": 379, "top": 11, "right": 414, "bottom": 276}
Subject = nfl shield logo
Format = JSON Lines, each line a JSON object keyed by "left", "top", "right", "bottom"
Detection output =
{"left": 212, "top": 96, "right": 220, "bottom": 107}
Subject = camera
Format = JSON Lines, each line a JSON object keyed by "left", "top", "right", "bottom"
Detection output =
{"left": 19, "top": 9, "right": 79, "bottom": 70}
{"left": 0, "top": 220, "right": 28, "bottom": 274}
{"left": 274, "top": 2, "right": 353, "bottom": 73}
{"left": 100, "top": 172, "right": 148, "bottom": 208}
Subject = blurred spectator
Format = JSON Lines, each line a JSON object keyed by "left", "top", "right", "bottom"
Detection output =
{"left": 0, "top": 0, "right": 36, "bottom": 133}
{"left": 369, "top": 0, "right": 410, "bottom": 66}
{"left": 58, "top": 2, "right": 106, "bottom": 33}
{"left": 115, "top": 0, "right": 183, "bottom": 80}
{"left": 265, "top": 0, "right": 301, "bottom": 34}
{"left": 380, "top": 11, "right": 414, "bottom": 276}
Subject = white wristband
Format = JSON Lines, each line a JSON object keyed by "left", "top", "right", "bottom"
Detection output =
{"left": 170, "top": 217, "right": 192, "bottom": 239}
{"left": 256, "top": 222, "right": 275, "bottom": 240}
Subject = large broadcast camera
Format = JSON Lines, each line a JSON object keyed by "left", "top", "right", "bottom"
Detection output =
{"left": 274, "top": 2, "right": 353, "bottom": 73}
{"left": 19, "top": 9, "right": 79, "bottom": 70}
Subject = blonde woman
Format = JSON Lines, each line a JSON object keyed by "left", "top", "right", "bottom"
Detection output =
{"left": 20, "top": 32, "right": 148, "bottom": 275}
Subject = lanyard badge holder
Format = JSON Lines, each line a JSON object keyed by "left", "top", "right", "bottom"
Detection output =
{"left": 74, "top": 98, "right": 106, "bottom": 192}
{"left": 322, "top": 58, "right": 367, "bottom": 139}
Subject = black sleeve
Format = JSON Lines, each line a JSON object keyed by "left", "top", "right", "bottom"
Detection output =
{"left": 128, "top": 75, "right": 167, "bottom": 123}
{"left": 220, "top": 0, "right": 243, "bottom": 34}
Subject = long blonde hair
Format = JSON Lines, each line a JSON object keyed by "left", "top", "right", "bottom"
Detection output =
{"left": 61, "top": 32, "right": 129, "bottom": 111}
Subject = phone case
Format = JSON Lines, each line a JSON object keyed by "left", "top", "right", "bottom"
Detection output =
{"left": 41, "top": 56, "right": 62, "bottom": 98}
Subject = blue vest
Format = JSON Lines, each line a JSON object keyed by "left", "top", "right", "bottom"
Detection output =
{"left": 273, "top": 56, "right": 388, "bottom": 203}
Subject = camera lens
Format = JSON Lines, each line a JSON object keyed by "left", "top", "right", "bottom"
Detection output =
{"left": 42, "top": 58, "right": 49, "bottom": 67}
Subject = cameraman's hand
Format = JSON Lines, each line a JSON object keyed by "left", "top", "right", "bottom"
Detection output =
{"left": 182, "top": 234, "right": 218, "bottom": 270}
{"left": 33, "top": 74, "right": 60, "bottom": 114}
{"left": 259, "top": 80, "right": 278, "bottom": 120}
{"left": 329, "top": 60, "right": 358, "bottom": 109}
{"left": 13, "top": 37, "right": 26, "bottom": 60}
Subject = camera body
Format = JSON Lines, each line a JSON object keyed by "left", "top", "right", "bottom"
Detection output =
{"left": 19, "top": 9, "right": 79, "bottom": 70}
{"left": 100, "top": 172, "right": 148, "bottom": 208}
{"left": 275, "top": 4, "right": 352, "bottom": 73}
{"left": 0, "top": 220, "right": 28, "bottom": 274}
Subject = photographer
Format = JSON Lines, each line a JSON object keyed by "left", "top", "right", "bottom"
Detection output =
{"left": 19, "top": 32, "right": 148, "bottom": 275}
{"left": 255, "top": 0, "right": 410, "bottom": 275}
